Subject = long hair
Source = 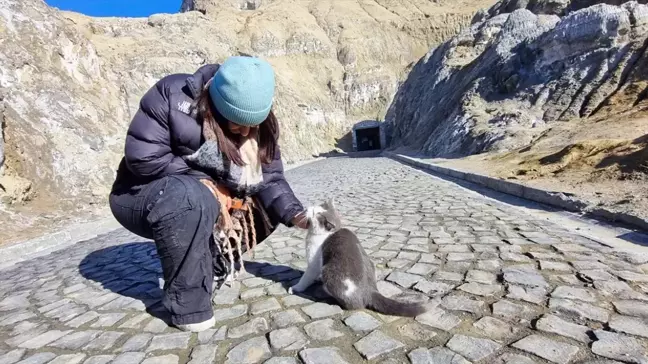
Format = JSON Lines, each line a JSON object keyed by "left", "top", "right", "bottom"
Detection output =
{"left": 195, "top": 89, "right": 279, "bottom": 166}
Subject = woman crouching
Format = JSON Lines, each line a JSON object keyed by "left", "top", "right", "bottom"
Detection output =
{"left": 109, "top": 56, "right": 308, "bottom": 332}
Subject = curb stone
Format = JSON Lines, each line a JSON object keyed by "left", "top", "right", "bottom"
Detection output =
{"left": 0, "top": 157, "right": 324, "bottom": 270}
{"left": 385, "top": 152, "right": 648, "bottom": 233}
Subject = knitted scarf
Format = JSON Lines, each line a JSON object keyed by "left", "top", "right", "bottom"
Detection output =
{"left": 183, "top": 119, "right": 272, "bottom": 272}
{"left": 183, "top": 112, "right": 265, "bottom": 198}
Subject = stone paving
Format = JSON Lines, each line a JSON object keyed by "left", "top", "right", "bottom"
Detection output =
{"left": 2, "top": 157, "right": 648, "bottom": 364}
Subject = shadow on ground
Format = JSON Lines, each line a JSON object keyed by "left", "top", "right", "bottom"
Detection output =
{"left": 240, "top": 260, "right": 336, "bottom": 304}
{"left": 617, "top": 231, "right": 648, "bottom": 247}
{"left": 79, "top": 240, "right": 338, "bottom": 320}
{"left": 79, "top": 241, "right": 170, "bottom": 321}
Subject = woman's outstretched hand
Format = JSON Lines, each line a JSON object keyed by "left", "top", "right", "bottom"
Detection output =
{"left": 291, "top": 211, "right": 309, "bottom": 229}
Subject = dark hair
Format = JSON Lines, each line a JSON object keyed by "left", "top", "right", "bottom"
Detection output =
{"left": 195, "top": 89, "right": 279, "bottom": 166}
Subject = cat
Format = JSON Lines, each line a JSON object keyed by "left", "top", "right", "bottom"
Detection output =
{"left": 288, "top": 199, "right": 431, "bottom": 317}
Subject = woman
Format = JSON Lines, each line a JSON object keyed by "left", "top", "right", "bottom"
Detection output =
{"left": 109, "top": 56, "right": 308, "bottom": 332}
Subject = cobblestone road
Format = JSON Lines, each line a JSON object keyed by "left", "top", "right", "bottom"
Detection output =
{"left": 2, "top": 157, "right": 648, "bottom": 364}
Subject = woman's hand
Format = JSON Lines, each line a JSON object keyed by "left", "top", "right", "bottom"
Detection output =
{"left": 291, "top": 211, "right": 309, "bottom": 229}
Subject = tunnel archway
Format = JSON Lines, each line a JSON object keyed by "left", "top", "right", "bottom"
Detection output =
{"left": 355, "top": 127, "right": 381, "bottom": 151}
{"left": 352, "top": 120, "right": 386, "bottom": 152}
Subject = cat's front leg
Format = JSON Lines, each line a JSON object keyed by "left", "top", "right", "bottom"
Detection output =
{"left": 289, "top": 252, "right": 321, "bottom": 294}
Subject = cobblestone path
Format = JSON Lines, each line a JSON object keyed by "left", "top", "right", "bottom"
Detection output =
{"left": 2, "top": 157, "right": 648, "bottom": 364}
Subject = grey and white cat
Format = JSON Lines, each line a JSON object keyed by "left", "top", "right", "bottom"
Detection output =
{"left": 288, "top": 199, "right": 431, "bottom": 317}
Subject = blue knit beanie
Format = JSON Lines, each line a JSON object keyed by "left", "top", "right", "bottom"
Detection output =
{"left": 209, "top": 56, "right": 275, "bottom": 127}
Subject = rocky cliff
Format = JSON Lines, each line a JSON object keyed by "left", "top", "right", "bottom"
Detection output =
{"left": 0, "top": 0, "right": 492, "bottom": 243}
{"left": 0, "top": 0, "right": 129, "bottom": 212}
{"left": 386, "top": 0, "right": 648, "bottom": 157}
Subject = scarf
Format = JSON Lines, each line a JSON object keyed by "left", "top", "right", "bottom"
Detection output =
{"left": 183, "top": 120, "right": 265, "bottom": 198}
{"left": 183, "top": 119, "right": 272, "bottom": 274}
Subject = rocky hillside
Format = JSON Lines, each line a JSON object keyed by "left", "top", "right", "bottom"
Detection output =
{"left": 385, "top": 0, "right": 648, "bottom": 225}
{"left": 386, "top": 0, "right": 648, "bottom": 157}
{"left": 0, "top": 0, "right": 492, "bottom": 243}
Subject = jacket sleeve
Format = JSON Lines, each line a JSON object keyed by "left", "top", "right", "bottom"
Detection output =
{"left": 124, "top": 80, "right": 191, "bottom": 179}
{"left": 257, "top": 145, "right": 304, "bottom": 226}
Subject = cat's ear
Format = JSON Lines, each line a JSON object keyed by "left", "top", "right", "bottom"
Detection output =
{"left": 320, "top": 199, "right": 334, "bottom": 210}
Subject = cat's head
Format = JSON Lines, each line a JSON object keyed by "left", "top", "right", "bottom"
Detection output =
{"left": 306, "top": 198, "right": 342, "bottom": 234}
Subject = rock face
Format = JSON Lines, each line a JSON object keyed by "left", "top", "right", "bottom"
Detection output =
{"left": 0, "top": 0, "right": 128, "bottom": 208}
{"left": 386, "top": 0, "right": 648, "bottom": 157}
{"left": 0, "top": 0, "right": 490, "bottom": 240}
{"left": 478, "top": 0, "right": 648, "bottom": 19}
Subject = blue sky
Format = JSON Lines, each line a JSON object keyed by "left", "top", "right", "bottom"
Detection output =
{"left": 45, "top": 0, "right": 182, "bottom": 17}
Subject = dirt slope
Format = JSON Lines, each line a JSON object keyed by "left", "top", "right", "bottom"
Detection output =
{"left": 433, "top": 108, "right": 648, "bottom": 223}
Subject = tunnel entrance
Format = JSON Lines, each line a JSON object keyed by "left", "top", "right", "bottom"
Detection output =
{"left": 355, "top": 127, "right": 382, "bottom": 151}
{"left": 351, "top": 120, "right": 387, "bottom": 152}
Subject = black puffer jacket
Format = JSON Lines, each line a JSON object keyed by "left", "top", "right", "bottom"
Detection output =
{"left": 112, "top": 64, "right": 304, "bottom": 226}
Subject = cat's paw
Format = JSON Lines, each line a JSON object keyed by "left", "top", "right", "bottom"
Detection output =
{"left": 288, "top": 285, "right": 304, "bottom": 294}
{"left": 223, "top": 273, "right": 234, "bottom": 287}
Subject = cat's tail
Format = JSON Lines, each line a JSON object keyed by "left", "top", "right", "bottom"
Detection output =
{"left": 367, "top": 291, "right": 430, "bottom": 317}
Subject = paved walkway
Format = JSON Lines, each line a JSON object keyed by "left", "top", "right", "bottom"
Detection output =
{"left": 1, "top": 157, "right": 648, "bottom": 364}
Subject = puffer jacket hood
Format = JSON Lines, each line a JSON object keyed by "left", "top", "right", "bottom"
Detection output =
{"left": 112, "top": 64, "right": 304, "bottom": 226}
